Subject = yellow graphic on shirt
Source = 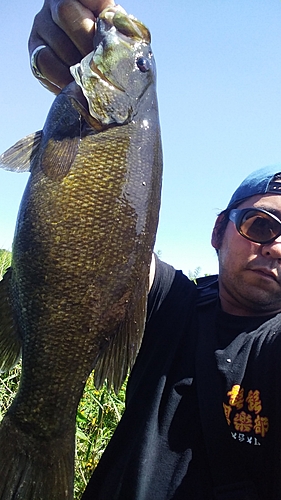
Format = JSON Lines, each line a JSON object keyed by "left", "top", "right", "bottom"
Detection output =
{"left": 227, "top": 385, "right": 244, "bottom": 409}
{"left": 223, "top": 403, "right": 232, "bottom": 425}
{"left": 246, "top": 390, "right": 262, "bottom": 414}
{"left": 233, "top": 411, "right": 253, "bottom": 432}
{"left": 223, "top": 385, "right": 269, "bottom": 445}
{"left": 254, "top": 415, "right": 269, "bottom": 438}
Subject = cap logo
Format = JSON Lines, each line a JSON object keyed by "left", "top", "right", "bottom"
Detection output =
{"left": 268, "top": 180, "right": 281, "bottom": 193}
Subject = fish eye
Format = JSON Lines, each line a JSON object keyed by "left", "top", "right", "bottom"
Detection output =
{"left": 136, "top": 57, "right": 150, "bottom": 73}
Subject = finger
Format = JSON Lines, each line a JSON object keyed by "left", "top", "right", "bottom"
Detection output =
{"left": 53, "top": 0, "right": 118, "bottom": 55}
{"left": 29, "top": 4, "right": 84, "bottom": 67}
{"left": 29, "top": 2, "right": 87, "bottom": 90}
{"left": 79, "top": 0, "right": 116, "bottom": 17}
{"left": 30, "top": 44, "right": 74, "bottom": 93}
{"left": 37, "top": 77, "right": 64, "bottom": 96}
{"left": 28, "top": 0, "right": 117, "bottom": 91}
{"left": 52, "top": 0, "right": 96, "bottom": 57}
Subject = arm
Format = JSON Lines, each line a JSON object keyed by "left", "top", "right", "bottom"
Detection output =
{"left": 28, "top": 0, "right": 116, "bottom": 93}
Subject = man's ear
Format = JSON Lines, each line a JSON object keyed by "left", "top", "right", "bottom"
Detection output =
{"left": 211, "top": 213, "right": 225, "bottom": 250}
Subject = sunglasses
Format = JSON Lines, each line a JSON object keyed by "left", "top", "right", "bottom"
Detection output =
{"left": 229, "top": 208, "right": 281, "bottom": 244}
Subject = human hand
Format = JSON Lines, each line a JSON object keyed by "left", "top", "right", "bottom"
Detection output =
{"left": 28, "top": 0, "right": 116, "bottom": 94}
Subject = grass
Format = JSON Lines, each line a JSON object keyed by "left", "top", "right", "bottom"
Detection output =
{"left": 0, "top": 249, "right": 126, "bottom": 498}
{"left": 75, "top": 377, "right": 126, "bottom": 497}
{"left": 0, "top": 249, "right": 11, "bottom": 278}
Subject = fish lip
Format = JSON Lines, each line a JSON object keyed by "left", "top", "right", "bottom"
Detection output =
{"left": 249, "top": 267, "right": 279, "bottom": 282}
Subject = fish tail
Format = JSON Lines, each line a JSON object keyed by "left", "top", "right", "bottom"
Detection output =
{"left": 0, "top": 414, "right": 75, "bottom": 499}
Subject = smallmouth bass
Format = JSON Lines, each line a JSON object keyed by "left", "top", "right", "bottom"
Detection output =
{"left": 0, "top": 7, "right": 162, "bottom": 499}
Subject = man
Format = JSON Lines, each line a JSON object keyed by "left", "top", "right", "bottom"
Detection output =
{"left": 29, "top": 1, "right": 281, "bottom": 498}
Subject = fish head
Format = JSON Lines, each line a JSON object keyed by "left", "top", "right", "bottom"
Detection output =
{"left": 70, "top": 6, "right": 155, "bottom": 125}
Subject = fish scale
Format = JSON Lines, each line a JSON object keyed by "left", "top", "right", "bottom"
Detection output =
{"left": 0, "top": 6, "right": 162, "bottom": 499}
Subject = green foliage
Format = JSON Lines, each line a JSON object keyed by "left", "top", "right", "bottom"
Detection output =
{"left": 188, "top": 266, "right": 211, "bottom": 282}
{"left": 75, "top": 376, "right": 126, "bottom": 497}
{"left": 188, "top": 266, "right": 202, "bottom": 281}
{"left": 0, "top": 249, "right": 11, "bottom": 279}
{"left": 0, "top": 365, "right": 21, "bottom": 421}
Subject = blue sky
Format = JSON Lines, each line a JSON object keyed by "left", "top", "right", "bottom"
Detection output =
{"left": 1, "top": 0, "right": 281, "bottom": 275}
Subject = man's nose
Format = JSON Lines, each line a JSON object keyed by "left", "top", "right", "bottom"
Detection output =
{"left": 261, "top": 236, "right": 281, "bottom": 259}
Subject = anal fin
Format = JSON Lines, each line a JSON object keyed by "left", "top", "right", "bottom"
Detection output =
{"left": 94, "top": 288, "right": 148, "bottom": 393}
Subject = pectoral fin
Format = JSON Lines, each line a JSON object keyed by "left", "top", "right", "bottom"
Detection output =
{"left": 40, "top": 136, "right": 80, "bottom": 180}
{"left": 0, "top": 131, "right": 42, "bottom": 172}
{"left": 0, "top": 268, "right": 22, "bottom": 371}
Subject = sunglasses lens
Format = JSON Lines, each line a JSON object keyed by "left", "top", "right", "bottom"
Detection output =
{"left": 240, "top": 211, "right": 280, "bottom": 243}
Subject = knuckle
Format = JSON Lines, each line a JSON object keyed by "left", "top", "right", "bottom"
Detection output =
{"left": 53, "top": 0, "right": 73, "bottom": 25}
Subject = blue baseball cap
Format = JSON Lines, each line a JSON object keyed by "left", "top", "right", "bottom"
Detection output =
{"left": 227, "top": 165, "right": 281, "bottom": 209}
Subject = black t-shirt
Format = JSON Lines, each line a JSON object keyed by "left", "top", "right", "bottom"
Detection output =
{"left": 82, "top": 258, "right": 281, "bottom": 500}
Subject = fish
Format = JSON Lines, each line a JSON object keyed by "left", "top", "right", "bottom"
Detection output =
{"left": 0, "top": 6, "right": 162, "bottom": 499}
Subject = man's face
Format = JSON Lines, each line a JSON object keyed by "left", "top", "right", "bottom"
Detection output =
{"left": 212, "top": 193, "right": 281, "bottom": 316}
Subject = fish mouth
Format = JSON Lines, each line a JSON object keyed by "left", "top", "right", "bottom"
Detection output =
{"left": 63, "top": 81, "right": 105, "bottom": 130}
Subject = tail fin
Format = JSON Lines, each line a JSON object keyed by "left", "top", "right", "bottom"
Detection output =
{"left": 0, "top": 414, "right": 75, "bottom": 499}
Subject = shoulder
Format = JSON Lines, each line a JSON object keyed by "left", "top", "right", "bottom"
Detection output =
{"left": 147, "top": 255, "right": 219, "bottom": 322}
